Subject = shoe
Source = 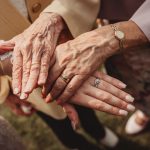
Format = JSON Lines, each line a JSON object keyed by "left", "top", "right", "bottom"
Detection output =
{"left": 100, "top": 127, "right": 119, "bottom": 148}
{"left": 125, "top": 110, "right": 149, "bottom": 135}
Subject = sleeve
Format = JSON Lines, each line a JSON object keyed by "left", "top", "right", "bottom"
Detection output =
{"left": 43, "top": 0, "right": 100, "bottom": 37}
{"left": 131, "top": 0, "right": 150, "bottom": 41}
{"left": 0, "top": 75, "right": 11, "bottom": 104}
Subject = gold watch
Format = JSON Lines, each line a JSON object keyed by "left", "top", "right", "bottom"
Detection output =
{"left": 111, "top": 24, "right": 125, "bottom": 49}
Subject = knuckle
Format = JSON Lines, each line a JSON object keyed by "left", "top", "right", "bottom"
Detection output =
{"left": 60, "top": 92, "right": 69, "bottom": 102}
{"left": 40, "top": 65, "right": 49, "bottom": 73}
{"left": 31, "top": 64, "right": 40, "bottom": 72}
{"left": 121, "top": 101, "right": 127, "bottom": 108}
{"left": 100, "top": 80, "right": 106, "bottom": 88}
{"left": 101, "top": 93, "right": 109, "bottom": 100}
{"left": 118, "top": 91, "right": 126, "bottom": 99}
{"left": 67, "top": 84, "right": 74, "bottom": 93}
{"left": 54, "top": 84, "right": 63, "bottom": 91}
{"left": 112, "top": 107, "right": 119, "bottom": 115}
{"left": 54, "top": 80, "right": 65, "bottom": 91}
{"left": 95, "top": 102, "right": 103, "bottom": 110}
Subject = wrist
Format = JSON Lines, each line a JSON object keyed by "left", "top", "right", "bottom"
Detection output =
{"left": 97, "top": 25, "right": 120, "bottom": 57}
{"left": 40, "top": 12, "right": 64, "bottom": 29}
{"left": 112, "top": 21, "right": 148, "bottom": 49}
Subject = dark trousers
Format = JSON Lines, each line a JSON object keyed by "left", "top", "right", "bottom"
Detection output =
{"left": 37, "top": 106, "right": 105, "bottom": 150}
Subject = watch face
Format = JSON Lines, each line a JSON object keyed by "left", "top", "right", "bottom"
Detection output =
{"left": 115, "top": 30, "right": 125, "bottom": 40}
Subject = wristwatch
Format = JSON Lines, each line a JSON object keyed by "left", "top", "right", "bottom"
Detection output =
{"left": 111, "top": 24, "right": 125, "bottom": 49}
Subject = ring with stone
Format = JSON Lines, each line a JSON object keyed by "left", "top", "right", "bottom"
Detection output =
{"left": 94, "top": 78, "right": 101, "bottom": 88}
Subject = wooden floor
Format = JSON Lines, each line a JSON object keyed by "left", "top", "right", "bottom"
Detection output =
{"left": 0, "top": 106, "right": 150, "bottom": 150}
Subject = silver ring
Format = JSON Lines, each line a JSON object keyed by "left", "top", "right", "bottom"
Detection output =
{"left": 94, "top": 78, "right": 101, "bottom": 88}
{"left": 60, "top": 75, "right": 70, "bottom": 83}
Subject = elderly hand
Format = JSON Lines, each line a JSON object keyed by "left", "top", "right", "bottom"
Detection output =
{"left": 5, "top": 13, "right": 64, "bottom": 99}
{"left": 43, "top": 24, "right": 120, "bottom": 103}
{"left": 45, "top": 69, "right": 135, "bottom": 116}
{"left": 43, "top": 20, "right": 149, "bottom": 104}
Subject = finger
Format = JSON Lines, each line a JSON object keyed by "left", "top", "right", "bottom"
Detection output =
{"left": 94, "top": 71, "right": 127, "bottom": 89}
{"left": 12, "top": 47, "right": 23, "bottom": 95}
{"left": 24, "top": 39, "right": 43, "bottom": 93}
{"left": 38, "top": 51, "right": 51, "bottom": 86}
{"left": 24, "top": 54, "right": 41, "bottom": 93}
{"left": 42, "top": 60, "right": 64, "bottom": 97}
{"left": 20, "top": 49, "right": 32, "bottom": 100}
{"left": 89, "top": 77, "right": 134, "bottom": 103}
{"left": 45, "top": 76, "right": 67, "bottom": 103}
{"left": 57, "top": 75, "right": 87, "bottom": 104}
{"left": 38, "top": 28, "right": 59, "bottom": 85}
{"left": 45, "top": 66, "right": 74, "bottom": 102}
{"left": 84, "top": 83, "right": 135, "bottom": 112}
{"left": 62, "top": 103, "right": 80, "bottom": 130}
{"left": 70, "top": 93, "right": 128, "bottom": 116}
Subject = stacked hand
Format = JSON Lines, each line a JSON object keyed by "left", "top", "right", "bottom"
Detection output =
{"left": 4, "top": 13, "right": 64, "bottom": 99}
{"left": 0, "top": 13, "right": 136, "bottom": 128}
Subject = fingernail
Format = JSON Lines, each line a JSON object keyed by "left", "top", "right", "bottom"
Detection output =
{"left": 125, "top": 95, "right": 134, "bottom": 102}
{"left": 24, "top": 85, "right": 33, "bottom": 93}
{"left": 21, "top": 105, "right": 32, "bottom": 114}
{"left": 118, "top": 83, "right": 127, "bottom": 88}
{"left": 127, "top": 104, "right": 135, "bottom": 111}
{"left": 119, "top": 110, "right": 128, "bottom": 116}
{"left": 13, "top": 88, "right": 19, "bottom": 94}
{"left": 20, "top": 93, "right": 27, "bottom": 100}
{"left": 38, "top": 79, "right": 45, "bottom": 86}
{"left": 45, "top": 93, "right": 54, "bottom": 103}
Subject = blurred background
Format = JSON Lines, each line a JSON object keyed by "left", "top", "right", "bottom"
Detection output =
{"left": 1, "top": 105, "right": 150, "bottom": 150}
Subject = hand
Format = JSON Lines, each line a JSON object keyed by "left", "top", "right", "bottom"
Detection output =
{"left": 69, "top": 71, "right": 135, "bottom": 116}
{"left": 43, "top": 25, "right": 120, "bottom": 103}
{"left": 50, "top": 71, "right": 135, "bottom": 129}
{"left": 43, "top": 20, "right": 149, "bottom": 104}
{"left": 5, "top": 94, "right": 35, "bottom": 116}
{"left": 6, "top": 13, "right": 64, "bottom": 99}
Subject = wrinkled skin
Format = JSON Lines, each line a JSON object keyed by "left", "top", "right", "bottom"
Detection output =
{"left": 0, "top": 40, "right": 135, "bottom": 129}
{"left": 5, "top": 13, "right": 64, "bottom": 100}
{"left": 2, "top": 20, "right": 146, "bottom": 127}
{"left": 44, "top": 20, "right": 148, "bottom": 105}
{"left": 43, "top": 25, "right": 118, "bottom": 103}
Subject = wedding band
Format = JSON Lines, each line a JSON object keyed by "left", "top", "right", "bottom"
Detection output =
{"left": 60, "top": 75, "right": 70, "bottom": 83}
{"left": 94, "top": 78, "right": 101, "bottom": 88}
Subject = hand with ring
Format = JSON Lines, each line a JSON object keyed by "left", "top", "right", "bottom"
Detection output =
{"left": 42, "top": 24, "right": 121, "bottom": 104}
{"left": 44, "top": 70, "right": 135, "bottom": 116}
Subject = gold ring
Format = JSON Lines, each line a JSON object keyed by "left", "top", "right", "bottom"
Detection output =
{"left": 60, "top": 75, "right": 70, "bottom": 83}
